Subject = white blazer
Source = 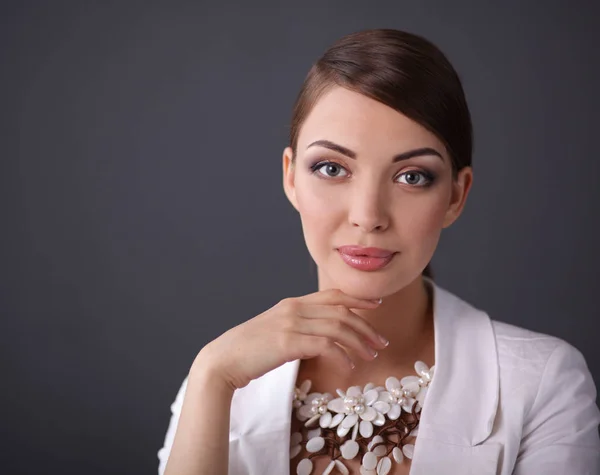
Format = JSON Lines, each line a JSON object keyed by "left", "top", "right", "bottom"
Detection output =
{"left": 158, "top": 278, "right": 600, "bottom": 474}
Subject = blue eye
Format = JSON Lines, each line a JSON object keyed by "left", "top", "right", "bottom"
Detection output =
{"left": 397, "top": 171, "right": 435, "bottom": 187}
{"left": 312, "top": 162, "right": 349, "bottom": 178}
{"left": 309, "top": 161, "right": 436, "bottom": 187}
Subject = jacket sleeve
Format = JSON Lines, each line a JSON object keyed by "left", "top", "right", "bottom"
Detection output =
{"left": 513, "top": 340, "right": 600, "bottom": 475}
{"left": 157, "top": 376, "right": 189, "bottom": 475}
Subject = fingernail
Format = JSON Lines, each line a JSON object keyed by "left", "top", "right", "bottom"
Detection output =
{"left": 379, "top": 335, "right": 389, "bottom": 347}
{"left": 371, "top": 298, "right": 382, "bottom": 304}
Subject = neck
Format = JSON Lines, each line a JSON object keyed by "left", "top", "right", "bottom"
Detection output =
{"left": 305, "top": 271, "right": 434, "bottom": 379}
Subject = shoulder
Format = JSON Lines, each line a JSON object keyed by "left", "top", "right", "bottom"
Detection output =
{"left": 490, "top": 318, "right": 599, "bottom": 428}
{"left": 491, "top": 319, "right": 569, "bottom": 375}
{"left": 490, "top": 318, "right": 591, "bottom": 387}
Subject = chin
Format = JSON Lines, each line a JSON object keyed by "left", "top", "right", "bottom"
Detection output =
{"left": 330, "top": 271, "right": 405, "bottom": 301}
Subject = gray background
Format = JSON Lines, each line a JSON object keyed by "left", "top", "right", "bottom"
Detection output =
{"left": 2, "top": 1, "right": 599, "bottom": 474}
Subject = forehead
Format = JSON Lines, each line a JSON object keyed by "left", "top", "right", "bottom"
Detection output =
{"left": 297, "top": 86, "right": 446, "bottom": 157}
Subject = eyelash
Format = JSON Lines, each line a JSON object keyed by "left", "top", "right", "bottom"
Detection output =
{"left": 308, "top": 161, "right": 437, "bottom": 187}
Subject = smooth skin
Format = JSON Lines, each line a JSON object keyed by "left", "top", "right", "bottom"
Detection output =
{"left": 164, "top": 86, "right": 473, "bottom": 475}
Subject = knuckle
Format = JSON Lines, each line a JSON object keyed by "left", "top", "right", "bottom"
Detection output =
{"left": 334, "top": 304, "right": 347, "bottom": 315}
{"left": 280, "top": 297, "right": 298, "bottom": 312}
{"left": 320, "top": 337, "right": 335, "bottom": 351}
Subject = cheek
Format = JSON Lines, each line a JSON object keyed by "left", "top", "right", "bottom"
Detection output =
{"left": 398, "top": 189, "right": 450, "bottom": 261}
{"left": 294, "top": 176, "right": 342, "bottom": 255}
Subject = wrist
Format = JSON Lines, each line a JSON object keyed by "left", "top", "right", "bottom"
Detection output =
{"left": 190, "top": 347, "right": 237, "bottom": 395}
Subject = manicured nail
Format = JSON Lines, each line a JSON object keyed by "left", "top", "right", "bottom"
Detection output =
{"left": 379, "top": 335, "right": 390, "bottom": 347}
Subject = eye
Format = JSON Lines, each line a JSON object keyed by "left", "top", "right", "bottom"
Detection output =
{"left": 396, "top": 170, "right": 435, "bottom": 187}
{"left": 311, "top": 161, "right": 349, "bottom": 178}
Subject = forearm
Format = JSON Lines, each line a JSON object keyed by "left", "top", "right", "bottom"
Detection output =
{"left": 164, "top": 360, "right": 235, "bottom": 475}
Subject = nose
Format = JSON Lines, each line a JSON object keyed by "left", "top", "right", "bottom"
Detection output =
{"left": 347, "top": 182, "right": 390, "bottom": 233}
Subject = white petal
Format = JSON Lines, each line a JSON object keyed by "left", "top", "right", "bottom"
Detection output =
{"left": 335, "top": 460, "right": 349, "bottom": 475}
{"left": 299, "top": 380, "right": 312, "bottom": 394}
{"left": 337, "top": 423, "right": 351, "bottom": 438}
{"left": 307, "top": 428, "right": 321, "bottom": 439}
{"left": 290, "top": 444, "right": 302, "bottom": 459}
{"left": 402, "top": 444, "right": 415, "bottom": 459}
{"left": 377, "top": 391, "right": 393, "bottom": 404}
{"left": 360, "top": 406, "right": 377, "bottom": 421}
{"left": 415, "top": 361, "right": 429, "bottom": 377}
{"left": 327, "top": 398, "right": 346, "bottom": 413}
{"left": 352, "top": 422, "right": 359, "bottom": 441}
{"left": 387, "top": 404, "right": 401, "bottom": 420}
{"left": 362, "top": 451, "right": 378, "bottom": 470}
{"left": 372, "top": 411, "right": 386, "bottom": 426}
{"left": 410, "top": 427, "right": 419, "bottom": 437}
{"left": 340, "top": 440, "right": 360, "bottom": 460}
{"left": 416, "top": 387, "right": 428, "bottom": 407}
{"left": 347, "top": 385, "right": 363, "bottom": 397}
{"left": 319, "top": 412, "right": 332, "bottom": 428}
{"left": 368, "top": 435, "right": 384, "bottom": 451}
{"left": 296, "top": 458, "right": 313, "bottom": 475}
{"left": 429, "top": 365, "right": 435, "bottom": 378}
{"left": 342, "top": 413, "right": 359, "bottom": 429}
{"left": 360, "top": 467, "right": 376, "bottom": 475}
{"left": 363, "top": 382, "right": 375, "bottom": 392}
{"left": 401, "top": 398, "right": 417, "bottom": 413}
{"left": 372, "top": 441, "right": 387, "bottom": 457}
{"left": 392, "top": 447, "right": 404, "bottom": 463}
{"left": 402, "top": 381, "right": 420, "bottom": 396}
{"left": 373, "top": 401, "right": 390, "bottom": 414}
{"left": 323, "top": 460, "right": 336, "bottom": 475}
{"left": 336, "top": 388, "right": 346, "bottom": 398}
{"left": 376, "top": 456, "right": 392, "bottom": 475}
{"left": 329, "top": 413, "right": 345, "bottom": 428}
{"left": 364, "top": 389, "right": 379, "bottom": 406}
{"left": 298, "top": 405, "right": 314, "bottom": 420}
{"left": 305, "top": 392, "right": 321, "bottom": 404}
{"left": 359, "top": 420, "right": 373, "bottom": 438}
{"left": 305, "top": 414, "right": 320, "bottom": 427}
{"left": 290, "top": 432, "right": 302, "bottom": 447}
{"left": 306, "top": 436, "right": 324, "bottom": 453}
{"left": 385, "top": 376, "right": 401, "bottom": 391}
{"left": 400, "top": 375, "right": 420, "bottom": 387}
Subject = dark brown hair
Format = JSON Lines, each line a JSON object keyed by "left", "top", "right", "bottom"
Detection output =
{"left": 290, "top": 29, "right": 474, "bottom": 280}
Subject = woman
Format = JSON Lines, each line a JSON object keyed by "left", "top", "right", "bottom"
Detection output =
{"left": 157, "top": 29, "right": 600, "bottom": 474}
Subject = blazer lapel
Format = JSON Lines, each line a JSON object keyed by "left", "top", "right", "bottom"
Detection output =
{"left": 228, "top": 358, "right": 300, "bottom": 474}
{"left": 411, "top": 278, "right": 501, "bottom": 474}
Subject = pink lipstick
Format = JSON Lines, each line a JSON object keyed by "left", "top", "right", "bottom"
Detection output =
{"left": 337, "top": 246, "right": 397, "bottom": 271}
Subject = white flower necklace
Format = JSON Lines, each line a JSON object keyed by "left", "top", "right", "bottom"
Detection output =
{"left": 291, "top": 361, "right": 435, "bottom": 475}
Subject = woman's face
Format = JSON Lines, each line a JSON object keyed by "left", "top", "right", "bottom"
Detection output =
{"left": 283, "top": 86, "right": 472, "bottom": 299}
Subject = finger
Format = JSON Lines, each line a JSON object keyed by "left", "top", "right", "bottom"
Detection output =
{"left": 297, "top": 288, "right": 381, "bottom": 309}
{"left": 298, "top": 303, "right": 389, "bottom": 349}
{"left": 294, "top": 316, "right": 379, "bottom": 361}
{"left": 289, "top": 334, "right": 355, "bottom": 370}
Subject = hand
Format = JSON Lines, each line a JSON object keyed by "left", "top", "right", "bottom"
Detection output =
{"left": 192, "top": 288, "right": 389, "bottom": 391}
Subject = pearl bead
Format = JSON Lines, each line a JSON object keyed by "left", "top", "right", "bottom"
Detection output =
{"left": 354, "top": 404, "right": 365, "bottom": 414}
{"left": 318, "top": 405, "right": 327, "bottom": 414}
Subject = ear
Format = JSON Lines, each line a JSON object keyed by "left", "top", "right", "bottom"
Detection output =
{"left": 282, "top": 146, "right": 299, "bottom": 212}
{"left": 442, "top": 166, "right": 473, "bottom": 228}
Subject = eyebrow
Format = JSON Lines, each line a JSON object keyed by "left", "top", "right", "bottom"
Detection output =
{"left": 306, "top": 139, "right": 444, "bottom": 162}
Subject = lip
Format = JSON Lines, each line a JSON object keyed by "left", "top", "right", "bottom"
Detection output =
{"left": 337, "top": 246, "right": 397, "bottom": 271}
{"left": 337, "top": 246, "right": 395, "bottom": 257}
